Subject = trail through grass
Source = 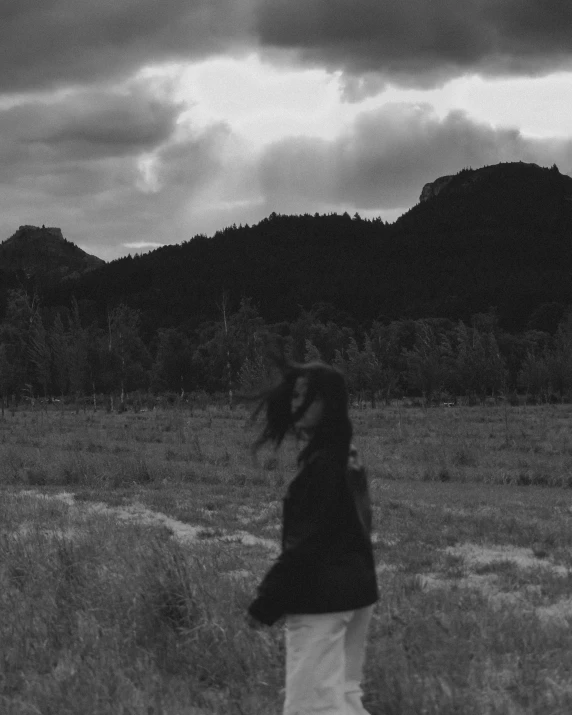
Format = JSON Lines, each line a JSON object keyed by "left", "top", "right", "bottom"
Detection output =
{"left": 1, "top": 403, "right": 572, "bottom": 713}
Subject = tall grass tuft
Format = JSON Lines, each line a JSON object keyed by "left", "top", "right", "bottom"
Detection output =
{"left": 0, "top": 493, "right": 284, "bottom": 714}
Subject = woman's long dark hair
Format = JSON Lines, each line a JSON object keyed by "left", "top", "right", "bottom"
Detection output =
{"left": 250, "top": 358, "right": 352, "bottom": 466}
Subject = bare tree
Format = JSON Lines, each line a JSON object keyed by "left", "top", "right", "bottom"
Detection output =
{"left": 28, "top": 312, "right": 51, "bottom": 400}
{"left": 216, "top": 291, "right": 233, "bottom": 409}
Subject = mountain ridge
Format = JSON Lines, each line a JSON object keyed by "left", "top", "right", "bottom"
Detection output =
{"left": 4, "top": 161, "right": 572, "bottom": 336}
{"left": 0, "top": 224, "right": 105, "bottom": 284}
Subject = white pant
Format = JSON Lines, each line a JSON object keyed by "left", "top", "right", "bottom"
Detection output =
{"left": 283, "top": 605, "right": 374, "bottom": 715}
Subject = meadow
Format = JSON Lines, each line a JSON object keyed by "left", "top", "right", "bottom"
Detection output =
{"left": 1, "top": 402, "right": 572, "bottom": 714}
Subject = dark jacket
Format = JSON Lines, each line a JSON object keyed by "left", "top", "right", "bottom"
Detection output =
{"left": 248, "top": 445, "right": 379, "bottom": 626}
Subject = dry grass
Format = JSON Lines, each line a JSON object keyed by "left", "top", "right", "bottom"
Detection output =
{"left": 1, "top": 402, "right": 572, "bottom": 713}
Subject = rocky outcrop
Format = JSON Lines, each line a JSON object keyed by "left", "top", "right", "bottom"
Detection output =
{"left": 419, "top": 175, "right": 454, "bottom": 202}
{"left": 0, "top": 225, "right": 104, "bottom": 283}
{"left": 419, "top": 162, "right": 572, "bottom": 205}
{"left": 14, "top": 225, "right": 64, "bottom": 240}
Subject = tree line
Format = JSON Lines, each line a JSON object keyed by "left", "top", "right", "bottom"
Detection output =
{"left": 2, "top": 289, "right": 572, "bottom": 412}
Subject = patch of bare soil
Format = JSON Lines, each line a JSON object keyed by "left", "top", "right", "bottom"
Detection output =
{"left": 536, "top": 599, "right": 572, "bottom": 627}
{"left": 18, "top": 490, "right": 281, "bottom": 553}
{"left": 420, "top": 542, "right": 572, "bottom": 627}
{"left": 15, "top": 490, "right": 390, "bottom": 587}
{"left": 444, "top": 543, "right": 570, "bottom": 576}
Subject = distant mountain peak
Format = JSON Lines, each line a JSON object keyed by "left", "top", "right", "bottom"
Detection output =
{"left": 420, "top": 174, "right": 455, "bottom": 202}
{"left": 0, "top": 225, "right": 104, "bottom": 284}
{"left": 14, "top": 224, "right": 63, "bottom": 237}
{"left": 419, "top": 162, "right": 572, "bottom": 204}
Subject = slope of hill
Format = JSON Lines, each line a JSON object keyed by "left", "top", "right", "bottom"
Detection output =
{"left": 401, "top": 162, "right": 572, "bottom": 232}
{"left": 0, "top": 225, "right": 105, "bottom": 285}
{"left": 31, "top": 162, "right": 572, "bottom": 335}
{"left": 46, "top": 212, "right": 391, "bottom": 335}
{"left": 391, "top": 162, "right": 572, "bottom": 327}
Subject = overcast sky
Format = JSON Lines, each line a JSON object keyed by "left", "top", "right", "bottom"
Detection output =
{"left": 1, "top": 1, "right": 572, "bottom": 260}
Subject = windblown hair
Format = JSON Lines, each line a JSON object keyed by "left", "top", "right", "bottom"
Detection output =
{"left": 250, "top": 359, "right": 352, "bottom": 466}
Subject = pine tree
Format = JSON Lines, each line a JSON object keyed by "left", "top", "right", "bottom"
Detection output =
{"left": 0, "top": 344, "right": 12, "bottom": 417}
{"left": 405, "top": 320, "right": 451, "bottom": 404}
{"left": 551, "top": 312, "right": 572, "bottom": 399}
{"left": 50, "top": 312, "right": 69, "bottom": 400}
{"left": 518, "top": 351, "right": 550, "bottom": 401}
{"left": 28, "top": 312, "right": 51, "bottom": 399}
{"left": 106, "top": 304, "right": 149, "bottom": 408}
{"left": 304, "top": 339, "right": 322, "bottom": 362}
{"left": 68, "top": 298, "right": 88, "bottom": 405}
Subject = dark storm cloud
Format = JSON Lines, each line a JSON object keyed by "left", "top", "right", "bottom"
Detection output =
{"left": 256, "top": 0, "right": 572, "bottom": 94}
{"left": 258, "top": 104, "right": 572, "bottom": 212}
{"left": 0, "top": 85, "right": 182, "bottom": 164}
{"left": 3, "top": 0, "right": 572, "bottom": 95}
{"left": 0, "top": 0, "right": 253, "bottom": 92}
{"left": 65, "top": 122, "right": 233, "bottom": 255}
{"left": 0, "top": 78, "right": 232, "bottom": 258}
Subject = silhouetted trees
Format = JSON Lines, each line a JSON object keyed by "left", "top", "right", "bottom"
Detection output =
{"left": 2, "top": 290, "right": 572, "bottom": 406}
{"left": 3, "top": 163, "right": 572, "bottom": 406}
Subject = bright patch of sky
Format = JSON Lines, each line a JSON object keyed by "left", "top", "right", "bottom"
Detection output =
{"left": 168, "top": 55, "right": 346, "bottom": 144}
{"left": 447, "top": 73, "right": 572, "bottom": 139}
{"left": 123, "top": 241, "right": 164, "bottom": 250}
{"left": 3, "top": 52, "right": 572, "bottom": 259}
{"left": 146, "top": 55, "right": 572, "bottom": 148}
{"left": 130, "top": 56, "right": 572, "bottom": 240}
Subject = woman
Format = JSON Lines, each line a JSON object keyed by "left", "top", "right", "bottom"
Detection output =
{"left": 247, "top": 359, "right": 379, "bottom": 715}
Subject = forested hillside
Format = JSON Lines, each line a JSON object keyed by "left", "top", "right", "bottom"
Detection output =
{"left": 0, "top": 225, "right": 104, "bottom": 285}
{"left": 2, "top": 161, "right": 572, "bottom": 407}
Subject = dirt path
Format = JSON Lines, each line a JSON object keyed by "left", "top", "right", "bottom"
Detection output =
{"left": 14, "top": 490, "right": 572, "bottom": 627}
{"left": 18, "top": 489, "right": 281, "bottom": 553}
{"left": 419, "top": 542, "right": 572, "bottom": 627}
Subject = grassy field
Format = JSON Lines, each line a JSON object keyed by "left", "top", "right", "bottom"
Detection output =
{"left": 1, "top": 403, "right": 572, "bottom": 714}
